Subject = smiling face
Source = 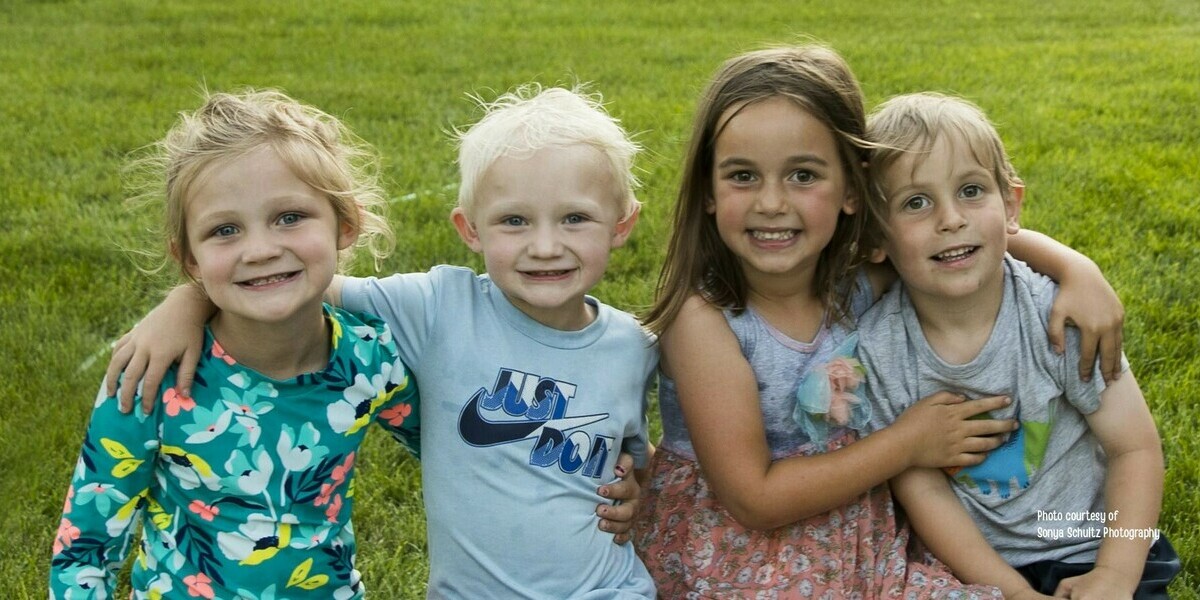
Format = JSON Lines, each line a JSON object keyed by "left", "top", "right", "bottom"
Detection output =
{"left": 182, "top": 146, "right": 355, "bottom": 331}
{"left": 451, "top": 143, "right": 638, "bottom": 331}
{"left": 707, "top": 96, "right": 856, "bottom": 292}
{"left": 877, "top": 134, "right": 1023, "bottom": 307}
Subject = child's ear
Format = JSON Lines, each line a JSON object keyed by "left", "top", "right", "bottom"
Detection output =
{"left": 611, "top": 201, "right": 641, "bottom": 248}
{"left": 1005, "top": 182, "right": 1025, "bottom": 234}
{"left": 868, "top": 246, "right": 888, "bottom": 264}
{"left": 450, "top": 207, "right": 484, "bottom": 253}
{"left": 337, "top": 218, "right": 360, "bottom": 251}
{"left": 842, "top": 192, "right": 859, "bottom": 215}
{"left": 704, "top": 195, "right": 716, "bottom": 215}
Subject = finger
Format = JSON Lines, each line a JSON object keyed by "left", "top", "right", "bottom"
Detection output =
{"left": 962, "top": 433, "right": 1007, "bottom": 454}
{"left": 600, "top": 476, "right": 639, "bottom": 503}
{"left": 118, "top": 353, "right": 148, "bottom": 414}
{"left": 611, "top": 531, "right": 631, "bottom": 546}
{"left": 597, "top": 500, "right": 635, "bottom": 524}
{"left": 105, "top": 337, "right": 134, "bottom": 398}
{"left": 140, "top": 355, "right": 174, "bottom": 415}
{"left": 1077, "top": 329, "right": 1098, "bottom": 383}
{"left": 614, "top": 452, "right": 634, "bottom": 480}
{"left": 1100, "top": 329, "right": 1123, "bottom": 383}
{"left": 1046, "top": 305, "right": 1066, "bottom": 354}
{"left": 954, "top": 395, "right": 1011, "bottom": 418}
{"left": 963, "top": 418, "right": 1019, "bottom": 438}
{"left": 920, "top": 390, "right": 966, "bottom": 407}
{"left": 178, "top": 344, "right": 201, "bottom": 398}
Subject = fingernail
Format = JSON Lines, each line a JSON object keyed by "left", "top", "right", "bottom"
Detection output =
{"left": 614, "top": 465, "right": 627, "bottom": 476}
{"left": 1003, "top": 396, "right": 1012, "bottom": 404}
{"left": 598, "top": 486, "right": 609, "bottom": 498}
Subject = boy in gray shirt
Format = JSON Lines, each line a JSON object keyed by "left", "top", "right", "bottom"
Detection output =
{"left": 858, "top": 92, "right": 1176, "bottom": 599}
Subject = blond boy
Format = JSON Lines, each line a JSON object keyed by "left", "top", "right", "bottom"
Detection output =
{"left": 859, "top": 93, "right": 1176, "bottom": 599}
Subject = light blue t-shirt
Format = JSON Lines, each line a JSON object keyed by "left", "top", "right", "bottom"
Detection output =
{"left": 343, "top": 265, "right": 656, "bottom": 599}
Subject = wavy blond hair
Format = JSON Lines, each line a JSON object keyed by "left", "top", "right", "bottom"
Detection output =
{"left": 126, "top": 88, "right": 393, "bottom": 281}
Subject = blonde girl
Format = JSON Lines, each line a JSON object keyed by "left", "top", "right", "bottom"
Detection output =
{"left": 51, "top": 90, "right": 419, "bottom": 598}
{"left": 633, "top": 45, "right": 1124, "bottom": 597}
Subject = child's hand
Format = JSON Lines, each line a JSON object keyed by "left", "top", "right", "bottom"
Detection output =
{"left": 1047, "top": 260, "right": 1125, "bottom": 384}
{"left": 1053, "top": 565, "right": 1135, "bottom": 600}
{"left": 596, "top": 452, "right": 640, "bottom": 545}
{"left": 894, "top": 392, "right": 1017, "bottom": 469}
{"left": 104, "top": 285, "right": 212, "bottom": 414}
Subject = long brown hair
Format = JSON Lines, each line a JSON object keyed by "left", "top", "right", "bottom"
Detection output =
{"left": 643, "top": 44, "right": 874, "bottom": 335}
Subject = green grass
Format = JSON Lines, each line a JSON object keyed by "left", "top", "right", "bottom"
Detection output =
{"left": 3, "top": 0, "right": 1197, "bottom": 597}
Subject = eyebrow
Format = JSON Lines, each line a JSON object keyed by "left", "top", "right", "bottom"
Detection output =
{"left": 716, "top": 155, "right": 830, "bottom": 170}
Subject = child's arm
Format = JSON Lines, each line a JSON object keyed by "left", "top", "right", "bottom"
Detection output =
{"left": 50, "top": 383, "right": 159, "bottom": 596}
{"left": 106, "top": 276, "right": 356, "bottom": 414}
{"left": 1008, "top": 230, "right": 1125, "bottom": 383}
{"left": 890, "top": 468, "right": 1051, "bottom": 599}
{"left": 1055, "top": 372, "right": 1163, "bottom": 598}
{"left": 665, "top": 295, "right": 1016, "bottom": 530}
{"left": 105, "top": 283, "right": 215, "bottom": 413}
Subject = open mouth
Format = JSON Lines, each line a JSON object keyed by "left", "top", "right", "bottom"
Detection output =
{"left": 237, "top": 271, "right": 300, "bottom": 288}
{"left": 749, "top": 229, "right": 798, "bottom": 242}
{"left": 932, "top": 246, "right": 978, "bottom": 262}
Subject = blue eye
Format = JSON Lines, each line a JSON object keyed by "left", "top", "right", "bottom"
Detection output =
{"left": 502, "top": 216, "right": 526, "bottom": 227}
{"left": 278, "top": 212, "right": 304, "bottom": 225}
{"left": 564, "top": 214, "right": 588, "bottom": 225}
{"left": 213, "top": 225, "right": 238, "bottom": 238}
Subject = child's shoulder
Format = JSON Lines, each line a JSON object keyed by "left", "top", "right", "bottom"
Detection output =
{"left": 1003, "top": 255, "right": 1060, "bottom": 325}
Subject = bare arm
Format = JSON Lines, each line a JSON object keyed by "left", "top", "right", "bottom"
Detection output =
{"left": 1055, "top": 372, "right": 1163, "bottom": 598}
{"left": 891, "top": 468, "right": 1048, "bottom": 598}
{"left": 666, "top": 295, "right": 1015, "bottom": 530}
{"left": 107, "top": 275, "right": 351, "bottom": 414}
{"left": 105, "top": 284, "right": 215, "bottom": 413}
{"left": 1008, "top": 230, "right": 1124, "bottom": 383}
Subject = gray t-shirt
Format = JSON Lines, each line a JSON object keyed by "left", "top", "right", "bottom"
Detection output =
{"left": 343, "top": 266, "right": 656, "bottom": 599}
{"left": 860, "top": 256, "right": 1123, "bottom": 567}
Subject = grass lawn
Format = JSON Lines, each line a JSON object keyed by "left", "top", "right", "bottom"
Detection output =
{"left": 2, "top": 0, "right": 1197, "bottom": 597}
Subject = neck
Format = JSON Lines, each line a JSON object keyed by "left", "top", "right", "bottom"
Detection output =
{"left": 908, "top": 276, "right": 1005, "bottom": 365}
{"left": 744, "top": 268, "right": 825, "bottom": 343}
{"left": 208, "top": 308, "right": 331, "bottom": 380}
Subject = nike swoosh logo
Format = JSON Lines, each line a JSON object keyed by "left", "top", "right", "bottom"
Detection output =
{"left": 458, "top": 387, "right": 607, "bottom": 447}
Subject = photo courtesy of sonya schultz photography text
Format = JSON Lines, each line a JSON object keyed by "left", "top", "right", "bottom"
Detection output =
{"left": 1036, "top": 509, "right": 1161, "bottom": 542}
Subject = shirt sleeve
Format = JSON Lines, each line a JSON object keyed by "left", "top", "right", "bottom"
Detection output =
{"left": 374, "top": 352, "right": 422, "bottom": 461}
{"left": 50, "top": 379, "right": 162, "bottom": 596}
{"left": 340, "top": 270, "right": 439, "bottom": 372}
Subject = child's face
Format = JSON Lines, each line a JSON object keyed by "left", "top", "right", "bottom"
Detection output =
{"left": 451, "top": 144, "right": 638, "bottom": 331}
{"left": 182, "top": 146, "right": 355, "bottom": 329}
{"left": 708, "top": 96, "right": 856, "bottom": 287}
{"left": 877, "top": 135, "right": 1022, "bottom": 305}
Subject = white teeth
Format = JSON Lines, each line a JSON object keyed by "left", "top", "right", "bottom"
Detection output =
{"left": 243, "top": 273, "right": 293, "bottom": 286}
{"left": 935, "top": 247, "right": 975, "bottom": 260}
{"left": 750, "top": 230, "right": 797, "bottom": 241}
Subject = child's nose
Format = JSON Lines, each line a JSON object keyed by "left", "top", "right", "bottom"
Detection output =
{"left": 528, "top": 226, "right": 563, "bottom": 257}
{"left": 242, "top": 232, "right": 284, "bottom": 262}
{"left": 937, "top": 201, "right": 969, "bottom": 232}
{"left": 754, "top": 181, "right": 787, "bottom": 214}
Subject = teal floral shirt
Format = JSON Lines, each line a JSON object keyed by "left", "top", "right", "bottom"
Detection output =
{"left": 50, "top": 307, "right": 420, "bottom": 599}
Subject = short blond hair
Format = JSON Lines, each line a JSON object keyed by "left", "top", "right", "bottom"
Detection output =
{"left": 866, "top": 92, "right": 1021, "bottom": 234}
{"left": 454, "top": 84, "right": 639, "bottom": 218}
{"left": 129, "top": 89, "right": 393, "bottom": 279}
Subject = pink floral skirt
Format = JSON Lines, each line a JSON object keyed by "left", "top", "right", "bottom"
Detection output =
{"left": 634, "top": 445, "right": 1001, "bottom": 599}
